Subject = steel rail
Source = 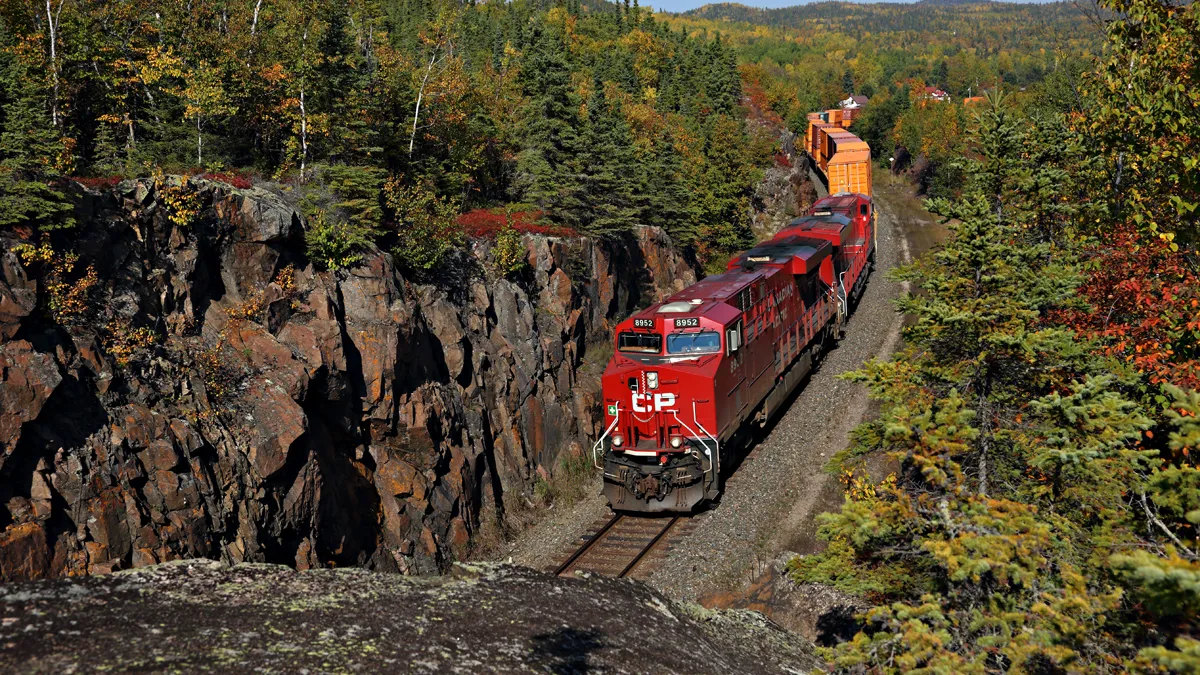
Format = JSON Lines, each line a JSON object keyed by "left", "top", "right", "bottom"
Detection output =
{"left": 554, "top": 513, "right": 624, "bottom": 576}
{"left": 617, "top": 516, "right": 680, "bottom": 578}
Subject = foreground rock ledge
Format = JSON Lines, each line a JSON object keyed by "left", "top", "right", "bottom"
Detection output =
{"left": 0, "top": 560, "right": 819, "bottom": 674}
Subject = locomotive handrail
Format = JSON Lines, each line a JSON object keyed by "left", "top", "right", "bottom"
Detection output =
{"left": 671, "top": 404, "right": 719, "bottom": 482}
{"left": 837, "top": 270, "right": 849, "bottom": 323}
{"left": 592, "top": 407, "right": 623, "bottom": 470}
{"left": 692, "top": 403, "right": 720, "bottom": 481}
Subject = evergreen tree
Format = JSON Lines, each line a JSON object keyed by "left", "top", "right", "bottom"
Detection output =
{"left": 90, "top": 121, "right": 125, "bottom": 176}
{"left": 640, "top": 129, "right": 693, "bottom": 244}
{"left": 705, "top": 35, "right": 738, "bottom": 116}
{"left": 575, "top": 77, "right": 638, "bottom": 236}
{"left": 0, "top": 63, "right": 75, "bottom": 231}
{"left": 316, "top": 7, "right": 362, "bottom": 162}
{"left": 795, "top": 91, "right": 1146, "bottom": 673}
{"left": 515, "top": 24, "right": 585, "bottom": 228}
{"left": 933, "top": 59, "right": 949, "bottom": 89}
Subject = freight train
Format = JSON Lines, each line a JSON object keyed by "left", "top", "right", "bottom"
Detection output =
{"left": 806, "top": 110, "right": 872, "bottom": 196}
{"left": 593, "top": 133, "right": 878, "bottom": 511}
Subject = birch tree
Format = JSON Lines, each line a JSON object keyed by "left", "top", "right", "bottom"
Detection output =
{"left": 42, "top": 0, "right": 68, "bottom": 128}
{"left": 408, "top": 5, "right": 459, "bottom": 157}
{"left": 183, "top": 61, "right": 236, "bottom": 166}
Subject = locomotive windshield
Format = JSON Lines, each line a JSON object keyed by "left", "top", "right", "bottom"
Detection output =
{"left": 618, "top": 332, "right": 662, "bottom": 354}
{"left": 666, "top": 331, "right": 721, "bottom": 355}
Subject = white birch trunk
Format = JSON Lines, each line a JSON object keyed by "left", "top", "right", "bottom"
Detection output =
{"left": 46, "top": 0, "right": 63, "bottom": 128}
{"left": 299, "top": 87, "right": 307, "bottom": 176}
{"left": 409, "top": 51, "right": 439, "bottom": 156}
{"left": 251, "top": 0, "right": 263, "bottom": 35}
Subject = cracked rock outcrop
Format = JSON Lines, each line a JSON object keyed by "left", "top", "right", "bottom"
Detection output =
{"left": 0, "top": 560, "right": 820, "bottom": 674}
{"left": 0, "top": 177, "right": 694, "bottom": 580}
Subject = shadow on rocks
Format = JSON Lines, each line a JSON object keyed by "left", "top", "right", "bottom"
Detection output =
{"left": 531, "top": 627, "right": 606, "bottom": 674}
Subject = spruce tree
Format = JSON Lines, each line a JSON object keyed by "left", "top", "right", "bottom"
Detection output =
{"left": 91, "top": 121, "right": 125, "bottom": 176}
{"left": 0, "top": 63, "right": 75, "bottom": 231}
{"left": 515, "top": 23, "right": 585, "bottom": 228}
{"left": 641, "top": 129, "right": 693, "bottom": 245}
{"left": 575, "top": 76, "right": 638, "bottom": 236}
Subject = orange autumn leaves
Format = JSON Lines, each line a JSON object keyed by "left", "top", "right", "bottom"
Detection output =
{"left": 1054, "top": 225, "right": 1200, "bottom": 390}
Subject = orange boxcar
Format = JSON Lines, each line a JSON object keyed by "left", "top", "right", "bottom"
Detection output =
{"left": 804, "top": 116, "right": 872, "bottom": 198}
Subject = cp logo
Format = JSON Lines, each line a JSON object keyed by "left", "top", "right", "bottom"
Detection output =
{"left": 633, "top": 392, "right": 676, "bottom": 413}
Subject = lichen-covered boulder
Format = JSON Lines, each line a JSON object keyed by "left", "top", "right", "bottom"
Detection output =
{"left": 0, "top": 561, "right": 821, "bottom": 674}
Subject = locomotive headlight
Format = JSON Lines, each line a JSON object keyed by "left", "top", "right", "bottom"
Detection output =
{"left": 670, "top": 435, "right": 683, "bottom": 448}
{"left": 611, "top": 434, "right": 624, "bottom": 448}
{"left": 646, "top": 371, "right": 659, "bottom": 390}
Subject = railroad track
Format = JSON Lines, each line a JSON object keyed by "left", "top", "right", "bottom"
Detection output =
{"left": 550, "top": 513, "right": 697, "bottom": 580}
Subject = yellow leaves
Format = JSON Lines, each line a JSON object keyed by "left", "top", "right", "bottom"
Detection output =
{"left": 152, "top": 170, "right": 201, "bottom": 228}
{"left": 104, "top": 321, "right": 157, "bottom": 368}
{"left": 15, "top": 239, "right": 57, "bottom": 267}
{"left": 14, "top": 239, "right": 99, "bottom": 324}
{"left": 624, "top": 102, "right": 664, "bottom": 154}
{"left": 138, "top": 45, "right": 185, "bottom": 87}
{"left": 841, "top": 468, "right": 898, "bottom": 502}
{"left": 54, "top": 136, "right": 76, "bottom": 174}
{"left": 182, "top": 60, "right": 237, "bottom": 122}
{"left": 260, "top": 63, "right": 288, "bottom": 84}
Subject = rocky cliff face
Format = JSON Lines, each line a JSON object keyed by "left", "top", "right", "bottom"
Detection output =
{"left": 750, "top": 131, "right": 820, "bottom": 241}
{"left": 0, "top": 177, "right": 694, "bottom": 580}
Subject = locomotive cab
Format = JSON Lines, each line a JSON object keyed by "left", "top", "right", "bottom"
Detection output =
{"left": 598, "top": 299, "right": 739, "bottom": 512}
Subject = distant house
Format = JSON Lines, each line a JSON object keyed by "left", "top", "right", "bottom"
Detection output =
{"left": 922, "top": 86, "right": 950, "bottom": 102}
{"left": 839, "top": 94, "right": 869, "bottom": 109}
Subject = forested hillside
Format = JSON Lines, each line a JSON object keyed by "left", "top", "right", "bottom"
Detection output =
{"left": 672, "top": 1, "right": 1099, "bottom": 112}
{"left": 662, "top": 1, "right": 1101, "bottom": 198}
{"left": 0, "top": 0, "right": 772, "bottom": 270}
{"left": 785, "top": 0, "right": 1200, "bottom": 670}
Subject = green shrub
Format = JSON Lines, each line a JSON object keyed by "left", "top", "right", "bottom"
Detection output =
{"left": 492, "top": 222, "right": 527, "bottom": 278}
{"left": 385, "top": 176, "right": 463, "bottom": 272}
{"left": 304, "top": 209, "right": 374, "bottom": 271}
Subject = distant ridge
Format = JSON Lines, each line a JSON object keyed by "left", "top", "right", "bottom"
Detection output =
{"left": 680, "top": 0, "right": 1083, "bottom": 24}
{"left": 679, "top": 0, "right": 1067, "bottom": 14}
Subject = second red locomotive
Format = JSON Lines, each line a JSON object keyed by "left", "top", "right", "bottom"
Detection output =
{"left": 595, "top": 192, "right": 877, "bottom": 512}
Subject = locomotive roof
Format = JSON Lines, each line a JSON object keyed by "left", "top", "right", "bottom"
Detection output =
{"left": 625, "top": 236, "right": 832, "bottom": 325}
{"left": 731, "top": 236, "right": 832, "bottom": 272}
{"left": 663, "top": 271, "right": 763, "bottom": 307}
{"left": 815, "top": 194, "right": 866, "bottom": 212}
{"left": 789, "top": 213, "right": 852, "bottom": 228}
{"left": 780, "top": 214, "right": 852, "bottom": 247}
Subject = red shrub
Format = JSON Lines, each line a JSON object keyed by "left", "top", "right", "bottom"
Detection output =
{"left": 1052, "top": 225, "right": 1200, "bottom": 390}
{"left": 199, "top": 171, "right": 254, "bottom": 189}
{"left": 72, "top": 176, "right": 125, "bottom": 190}
{"left": 458, "top": 208, "right": 575, "bottom": 239}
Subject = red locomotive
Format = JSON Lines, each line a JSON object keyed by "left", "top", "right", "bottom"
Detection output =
{"left": 595, "top": 192, "right": 877, "bottom": 512}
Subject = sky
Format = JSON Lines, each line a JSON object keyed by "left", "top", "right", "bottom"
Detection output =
{"left": 647, "top": 0, "right": 1050, "bottom": 14}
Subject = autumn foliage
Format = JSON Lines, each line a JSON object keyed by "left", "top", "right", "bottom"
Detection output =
{"left": 457, "top": 209, "right": 573, "bottom": 240}
{"left": 1056, "top": 226, "right": 1200, "bottom": 391}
